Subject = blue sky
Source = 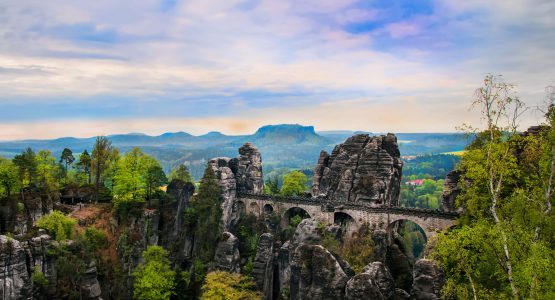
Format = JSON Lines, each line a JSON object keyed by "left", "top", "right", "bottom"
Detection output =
{"left": 0, "top": 0, "right": 553, "bottom": 139}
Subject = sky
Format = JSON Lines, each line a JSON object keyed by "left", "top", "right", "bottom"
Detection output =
{"left": 0, "top": 0, "right": 554, "bottom": 140}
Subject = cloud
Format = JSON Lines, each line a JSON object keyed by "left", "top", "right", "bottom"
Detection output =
{"left": 0, "top": 0, "right": 553, "bottom": 139}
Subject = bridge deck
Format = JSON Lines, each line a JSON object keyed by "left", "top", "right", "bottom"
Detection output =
{"left": 238, "top": 193, "right": 459, "bottom": 219}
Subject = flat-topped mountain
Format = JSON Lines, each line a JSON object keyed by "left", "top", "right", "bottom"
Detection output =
{"left": 0, "top": 124, "right": 469, "bottom": 179}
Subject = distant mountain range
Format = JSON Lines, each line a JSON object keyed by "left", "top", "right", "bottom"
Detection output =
{"left": 0, "top": 124, "right": 471, "bottom": 179}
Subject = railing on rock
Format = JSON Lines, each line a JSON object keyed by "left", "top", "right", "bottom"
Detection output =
{"left": 237, "top": 193, "right": 460, "bottom": 219}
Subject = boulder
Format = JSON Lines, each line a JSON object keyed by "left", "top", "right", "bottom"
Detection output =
{"left": 345, "top": 272, "right": 384, "bottom": 300}
{"left": 290, "top": 244, "right": 350, "bottom": 300}
{"left": 213, "top": 232, "right": 241, "bottom": 273}
{"left": 289, "top": 219, "right": 322, "bottom": 250}
{"left": 363, "top": 262, "right": 396, "bottom": 300}
{"left": 312, "top": 133, "right": 403, "bottom": 206}
{"left": 410, "top": 259, "right": 444, "bottom": 300}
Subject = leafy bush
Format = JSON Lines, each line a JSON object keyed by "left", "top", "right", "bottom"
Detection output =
{"left": 133, "top": 246, "right": 176, "bottom": 300}
{"left": 201, "top": 271, "right": 261, "bottom": 300}
{"left": 280, "top": 170, "right": 307, "bottom": 196}
{"left": 84, "top": 227, "right": 108, "bottom": 251}
{"left": 36, "top": 211, "right": 76, "bottom": 241}
{"left": 31, "top": 266, "right": 49, "bottom": 287}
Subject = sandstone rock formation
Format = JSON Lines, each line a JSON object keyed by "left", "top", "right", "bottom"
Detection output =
{"left": 363, "top": 262, "right": 396, "bottom": 299}
{"left": 213, "top": 232, "right": 241, "bottom": 273}
{"left": 290, "top": 244, "right": 350, "bottom": 300}
{"left": 0, "top": 233, "right": 103, "bottom": 300}
{"left": 410, "top": 259, "right": 444, "bottom": 300}
{"left": 252, "top": 233, "right": 274, "bottom": 300}
{"left": 0, "top": 236, "right": 32, "bottom": 300}
{"left": 235, "top": 143, "right": 264, "bottom": 194}
{"left": 345, "top": 272, "right": 384, "bottom": 300}
{"left": 442, "top": 170, "right": 462, "bottom": 212}
{"left": 208, "top": 143, "right": 263, "bottom": 230}
{"left": 313, "top": 133, "right": 403, "bottom": 206}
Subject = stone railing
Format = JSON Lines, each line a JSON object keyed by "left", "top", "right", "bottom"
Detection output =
{"left": 237, "top": 193, "right": 460, "bottom": 219}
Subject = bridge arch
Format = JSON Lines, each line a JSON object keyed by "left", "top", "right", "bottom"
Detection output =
{"left": 388, "top": 219, "right": 428, "bottom": 259}
{"left": 263, "top": 203, "right": 274, "bottom": 214}
{"left": 282, "top": 207, "right": 311, "bottom": 227}
{"left": 334, "top": 212, "right": 357, "bottom": 236}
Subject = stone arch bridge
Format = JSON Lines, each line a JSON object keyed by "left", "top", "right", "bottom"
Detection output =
{"left": 237, "top": 193, "right": 458, "bottom": 240}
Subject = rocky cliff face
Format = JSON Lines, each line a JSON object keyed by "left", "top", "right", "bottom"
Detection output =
{"left": 213, "top": 232, "right": 241, "bottom": 273}
{"left": 209, "top": 142, "right": 263, "bottom": 230}
{"left": 312, "top": 133, "right": 403, "bottom": 206}
{"left": 252, "top": 233, "right": 274, "bottom": 300}
{"left": 410, "top": 259, "right": 444, "bottom": 300}
{"left": 442, "top": 170, "right": 462, "bottom": 212}
{"left": 0, "top": 233, "right": 102, "bottom": 300}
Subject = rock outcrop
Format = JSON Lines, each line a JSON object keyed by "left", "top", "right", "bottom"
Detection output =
{"left": 363, "top": 262, "right": 396, "bottom": 299}
{"left": 410, "top": 259, "right": 444, "bottom": 300}
{"left": 252, "top": 233, "right": 274, "bottom": 300}
{"left": 208, "top": 143, "right": 263, "bottom": 230}
{"left": 0, "top": 236, "right": 32, "bottom": 300}
{"left": 312, "top": 133, "right": 403, "bottom": 206}
{"left": 235, "top": 143, "right": 264, "bottom": 194}
{"left": 0, "top": 233, "right": 104, "bottom": 300}
{"left": 441, "top": 170, "right": 461, "bottom": 212}
{"left": 345, "top": 272, "right": 384, "bottom": 300}
{"left": 290, "top": 244, "right": 350, "bottom": 300}
{"left": 213, "top": 232, "right": 241, "bottom": 273}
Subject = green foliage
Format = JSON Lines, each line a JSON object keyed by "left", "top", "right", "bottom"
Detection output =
{"left": 31, "top": 266, "right": 49, "bottom": 287}
{"left": 432, "top": 77, "right": 555, "bottom": 299}
{"left": 403, "top": 154, "right": 460, "bottom": 179}
{"left": 0, "top": 157, "right": 20, "bottom": 197}
{"left": 169, "top": 165, "right": 193, "bottom": 183}
{"left": 318, "top": 222, "right": 377, "bottom": 273}
{"left": 75, "top": 150, "right": 92, "bottom": 184}
{"left": 92, "top": 136, "right": 116, "bottom": 202}
{"left": 201, "top": 271, "right": 261, "bottom": 300}
{"left": 83, "top": 227, "right": 108, "bottom": 251}
{"left": 234, "top": 213, "right": 265, "bottom": 271}
{"left": 190, "top": 165, "right": 223, "bottom": 261}
{"left": 60, "top": 148, "right": 75, "bottom": 177}
{"left": 133, "top": 246, "right": 176, "bottom": 300}
{"left": 280, "top": 170, "right": 307, "bottom": 196}
{"left": 290, "top": 215, "right": 302, "bottom": 227}
{"left": 13, "top": 147, "right": 37, "bottom": 185}
{"left": 400, "top": 179, "right": 443, "bottom": 209}
{"left": 183, "top": 207, "right": 198, "bottom": 229}
{"left": 263, "top": 176, "right": 280, "bottom": 194}
{"left": 36, "top": 211, "right": 76, "bottom": 241}
{"left": 113, "top": 148, "right": 165, "bottom": 207}
{"left": 35, "top": 150, "right": 62, "bottom": 194}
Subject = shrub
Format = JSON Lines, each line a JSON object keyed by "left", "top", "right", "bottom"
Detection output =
{"left": 31, "top": 266, "right": 49, "bottom": 287}
{"left": 201, "top": 271, "right": 261, "bottom": 300}
{"left": 84, "top": 227, "right": 108, "bottom": 251}
{"left": 133, "top": 246, "right": 176, "bottom": 300}
{"left": 36, "top": 211, "right": 76, "bottom": 241}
